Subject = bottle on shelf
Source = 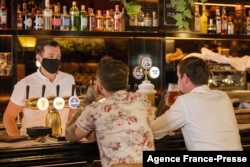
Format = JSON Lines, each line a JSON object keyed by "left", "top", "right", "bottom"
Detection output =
{"left": 227, "top": 15, "right": 234, "bottom": 35}
{"left": 246, "top": 10, "right": 250, "bottom": 35}
{"left": 207, "top": 18, "right": 216, "bottom": 34}
{"left": 200, "top": 3, "right": 208, "bottom": 34}
{"left": 60, "top": 6, "right": 70, "bottom": 31}
{"left": 52, "top": 5, "right": 61, "bottom": 30}
{"left": 221, "top": 7, "right": 228, "bottom": 35}
{"left": 0, "top": 0, "right": 7, "bottom": 29}
{"left": 87, "top": 8, "right": 96, "bottom": 32}
{"left": 113, "top": 5, "right": 121, "bottom": 32}
{"left": 137, "top": 8, "right": 144, "bottom": 26}
{"left": 79, "top": 5, "right": 88, "bottom": 31}
{"left": 104, "top": 10, "right": 113, "bottom": 32}
{"left": 194, "top": 4, "right": 200, "bottom": 32}
{"left": 22, "top": 2, "right": 33, "bottom": 30}
{"left": 17, "top": 4, "right": 23, "bottom": 30}
{"left": 152, "top": 11, "right": 158, "bottom": 27}
{"left": 121, "top": 7, "right": 125, "bottom": 31}
{"left": 33, "top": 9, "right": 43, "bottom": 30}
{"left": 215, "top": 7, "right": 221, "bottom": 34}
{"left": 234, "top": 4, "right": 246, "bottom": 34}
{"left": 69, "top": 1, "right": 79, "bottom": 31}
{"left": 43, "top": 0, "right": 53, "bottom": 30}
{"left": 144, "top": 13, "right": 152, "bottom": 27}
{"left": 95, "top": 10, "right": 104, "bottom": 32}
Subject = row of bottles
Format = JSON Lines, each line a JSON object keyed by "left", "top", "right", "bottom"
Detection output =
{"left": 193, "top": 3, "right": 250, "bottom": 35}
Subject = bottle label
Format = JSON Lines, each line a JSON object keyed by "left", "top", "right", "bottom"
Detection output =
{"left": 34, "top": 16, "right": 44, "bottom": 29}
{"left": 44, "top": 10, "right": 52, "bottom": 17}
{"left": 24, "top": 18, "right": 33, "bottom": 27}
{"left": 0, "top": 11, "right": 7, "bottom": 24}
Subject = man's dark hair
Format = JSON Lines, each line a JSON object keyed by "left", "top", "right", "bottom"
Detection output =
{"left": 97, "top": 56, "right": 129, "bottom": 92}
{"left": 178, "top": 57, "right": 210, "bottom": 85}
{"left": 35, "top": 40, "right": 59, "bottom": 54}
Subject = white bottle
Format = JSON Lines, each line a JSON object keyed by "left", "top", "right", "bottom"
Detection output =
{"left": 43, "top": 0, "right": 52, "bottom": 30}
{"left": 152, "top": 11, "right": 158, "bottom": 27}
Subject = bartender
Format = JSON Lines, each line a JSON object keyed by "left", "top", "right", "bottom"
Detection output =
{"left": 3, "top": 40, "right": 76, "bottom": 136}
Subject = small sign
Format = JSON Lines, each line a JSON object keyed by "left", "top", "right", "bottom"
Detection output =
{"left": 133, "top": 66, "right": 144, "bottom": 80}
{"left": 68, "top": 96, "right": 80, "bottom": 109}
{"left": 149, "top": 66, "right": 160, "bottom": 79}
{"left": 164, "top": 0, "right": 177, "bottom": 26}
{"left": 141, "top": 57, "right": 152, "bottom": 70}
{"left": 37, "top": 97, "right": 49, "bottom": 111}
{"left": 53, "top": 97, "right": 65, "bottom": 110}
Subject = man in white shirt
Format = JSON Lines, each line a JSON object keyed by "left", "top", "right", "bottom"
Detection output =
{"left": 3, "top": 40, "right": 76, "bottom": 136}
{"left": 152, "top": 56, "right": 242, "bottom": 150}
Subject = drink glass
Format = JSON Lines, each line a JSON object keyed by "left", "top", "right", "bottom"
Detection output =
{"left": 166, "top": 83, "right": 180, "bottom": 106}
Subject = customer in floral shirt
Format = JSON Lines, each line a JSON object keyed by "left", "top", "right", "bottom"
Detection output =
{"left": 65, "top": 56, "right": 155, "bottom": 167}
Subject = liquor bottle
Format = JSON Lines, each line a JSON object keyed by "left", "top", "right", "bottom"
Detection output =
{"left": 0, "top": 0, "right": 7, "bottom": 29}
{"left": 45, "top": 107, "right": 61, "bottom": 136}
{"left": 137, "top": 8, "right": 144, "bottom": 26}
{"left": 79, "top": 5, "right": 87, "bottom": 31}
{"left": 87, "top": 8, "right": 96, "bottom": 32}
{"left": 113, "top": 5, "right": 121, "bottom": 32}
{"left": 17, "top": 4, "right": 23, "bottom": 30}
{"left": 152, "top": 11, "right": 158, "bottom": 27}
{"left": 200, "top": 3, "right": 208, "bottom": 34}
{"left": 121, "top": 7, "right": 125, "bottom": 31}
{"left": 22, "top": 2, "right": 33, "bottom": 30}
{"left": 95, "top": 10, "right": 104, "bottom": 32}
{"left": 227, "top": 16, "right": 234, "bottom": 35}
{"left": 43, "top": 0, "right": 52, "bottom": 30}
{"left": 221, "top": 7, "right": 228, "bottom": 35}
{"left": 246, "top": 10, "right": 250, "bottom": 35}
{"left": 215, "top": 7, "right": 221, "bottom": 34}
{"left": 60, "top": 6, "right": 70, "bottom": 31}
{"left": 194, "top": 4, "right": 200, "bottom": 32}
{"left": 33, "top": 9, "right": 43, "bottom": 30}
{"left": 207, "top": 18, "right": 216, "bottom": 34}
{"left": 104, "top": 10, "right": 113, "bottom": 32}
{"left": 52, "top": 5, "right": 61, "bottom": 30}
{"left": 69, "top": 1, "right": 79, "bottom": 31}
{"left": 144, "top": 13, "right": 152, "bottom": 27}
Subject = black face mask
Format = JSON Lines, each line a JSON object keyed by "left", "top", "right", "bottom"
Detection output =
{"left": 41, "top": 58, "right": 61, "bottom": 74}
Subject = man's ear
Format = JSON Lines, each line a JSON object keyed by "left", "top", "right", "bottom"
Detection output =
{"left": 183, "top": 73, "right": 190, "bottom": 84}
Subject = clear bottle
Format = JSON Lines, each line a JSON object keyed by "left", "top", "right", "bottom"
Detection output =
{"left": 113, "top": 5, "right": 121, "bottom": 32}
{"left": 137, "top": 8, "right": 144, "bottom": 26}
{"left": 95, "top": 10, "right": 104, "bottom": 32}
{"left": 60, "top": 6, "right": 70, "bottom": 31}
{"left": 79, "top": 5, "right": 88, "bottom": 31}
{"left": 17, "top": 4, "right": 23, "bottom": 30}
{"left": 52, "top": 5, "right": 61, "bottom": 30}
{"left": 215, "top": 7, "right": 221, "bottom": 34}
{"left": 43, "top": 0, "right": 52, "bottom": 30}
{"left": 200, "top": 3, "right": 208, "bottom": 34}
{"left": 45, "top": 107, "right": 62, "bottom": 136}
{"left": 87, "top": 8, "right": 96, "bottom": 32}
{"left": 194, "top": 4, "right": 200, "bottom": 32}
{"left": 0, "top": 0, "right": 7, "bottom": 29}
{"left": 221, "top": 7, "right": 228, "bottom": 35}
{"left": 121, "top": 7, "right": 125, "bottom": 31}
{"left": 144, "top": 13, "right": 152, "bottom": 27}
{"left": 246, "top": 10, "right": 250, "bottom": 35}
{"left": 152, "top": 11, "right": 158, "bottom": 27}
{"left": 104, "top": 10, "right": 113, "bottom": 32}
{"left": 22, "top": 2, "right": 33, "bottom": 30}
{"left": 227, "top": 16, "right": 234, "bottom": 35}
{"left": 33, "top": 9, "right": 43, "bottom": 30}
{"left": 207, "top": 18, "right": 216, "bottom": 34}
{"left": 69, "top": 1, "right": 79, "bottom": 31}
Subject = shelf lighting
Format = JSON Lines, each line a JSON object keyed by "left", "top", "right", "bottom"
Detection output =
{"left": 18, "top": 37, "right": 37, "bottom": 48}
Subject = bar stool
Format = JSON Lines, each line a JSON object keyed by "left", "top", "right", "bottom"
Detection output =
{"left": 110, "top": 163, "right": 142, "bottom": 167}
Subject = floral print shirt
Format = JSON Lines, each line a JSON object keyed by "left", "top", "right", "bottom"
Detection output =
{"left": 76, "top": 90, "right": 155, "bottom": 167}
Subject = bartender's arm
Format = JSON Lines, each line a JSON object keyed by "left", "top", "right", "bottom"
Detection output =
{"left": 3, "top": 100, "right": 22, "bottom": 136}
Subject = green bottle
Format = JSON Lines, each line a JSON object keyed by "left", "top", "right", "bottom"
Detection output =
{"left": 69, "top": 1, "right": 79, "bottom": 31}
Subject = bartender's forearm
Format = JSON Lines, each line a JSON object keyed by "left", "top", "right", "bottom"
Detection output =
{"left": 3, "top": 118, "right": 20, "bottom": 136}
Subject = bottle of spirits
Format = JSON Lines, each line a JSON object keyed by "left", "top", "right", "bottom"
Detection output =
{"left": 0, "top": 0, "right": 7, "bottom": 29}
{"left": 200, "top": 3, "right": 208, "bottom": 34}
{"left": 215, "top": 7, "right": 221, "bottom": 34}
{"left": 207, "top": 18, "right": 216, "bottom": 34}
{"left": 104, "top": 10, "right": 113, "bottom": 32}
{"left": 152, "top": 11, "right": 158, "bottom": 27}
{"left": 221, "top": 7, "right": 228, "bottom": 35}
{"left": 33, "top": 9, "right": 43, "bottom": 30}
{"left": 113, "top": 5, "right": 121, "bottom": 32}
{"left": 246, "top": 10, "right": 250, "bottom": 35}
{"left": 121, "top": 7, "right": 125, "bottom": 31}
{"left": 144, "top": 13, "right": 152, "bottom": 27}
{"left": 227, "top": 16, "right": 234, "bottom": 35}
{"left": 43, "top": 0, "right": 52, "bottom": 30}
{"left": 22, "top": 2, "right": 33, "bottom": 30}
{"left": 137, "top": 8, "right": 144, "bottom": 26}
{"left": 69, "top": 1, "right": 79, "bottom": 31}
{"left": 87, "top": 8, "right": 96, "bottom": 32}
{"left": 95, "top": 10, "right": 104, "bottom": 32}
{"left": 60, "top": 6, "right": 70, "bottom": 31}
{"left": 194, "top": 4, "right": 200, "bottom": 32}
{"left": 52, "top": 5, "right": 61, "bottom": 30}
{"left": 17, "top": 4, "right": 23, "bottom": 30}
{"left": 79, "top": 5, "right": 87, "bottom": 31}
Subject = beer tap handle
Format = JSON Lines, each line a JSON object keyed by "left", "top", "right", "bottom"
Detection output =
{"left": 42, "top": 85, "right": 46, "bottom": 97}
{"left": 56, "top": 85, "right": 60, "bottom": 97}
{"left": 71, "top": 84, "right": 76, "bottom": 96}
{"left": 26, "top": 85, "right": 30, "bottom": 99}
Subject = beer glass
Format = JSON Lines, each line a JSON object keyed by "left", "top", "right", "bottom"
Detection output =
{"left": 166, "top": 83, "right": 180, "bottom": 106}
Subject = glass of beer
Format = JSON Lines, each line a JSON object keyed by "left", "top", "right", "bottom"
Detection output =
{"left": 166, "top": 83, "right": 180, "bottom": 106}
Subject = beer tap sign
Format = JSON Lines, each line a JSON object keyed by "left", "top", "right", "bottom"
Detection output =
{"left": 133, "top": 56, "right": 160, "bottom": 80}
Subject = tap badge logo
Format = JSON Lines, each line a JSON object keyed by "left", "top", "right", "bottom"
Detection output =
{"left": 53, "top": 97, "right": 65, "bottom": 110}
{"left": 37, "top": 97, "right": 49, "bottom": 111}
{"left": 68, "top": 96, "right": 80, "bottom": 109}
